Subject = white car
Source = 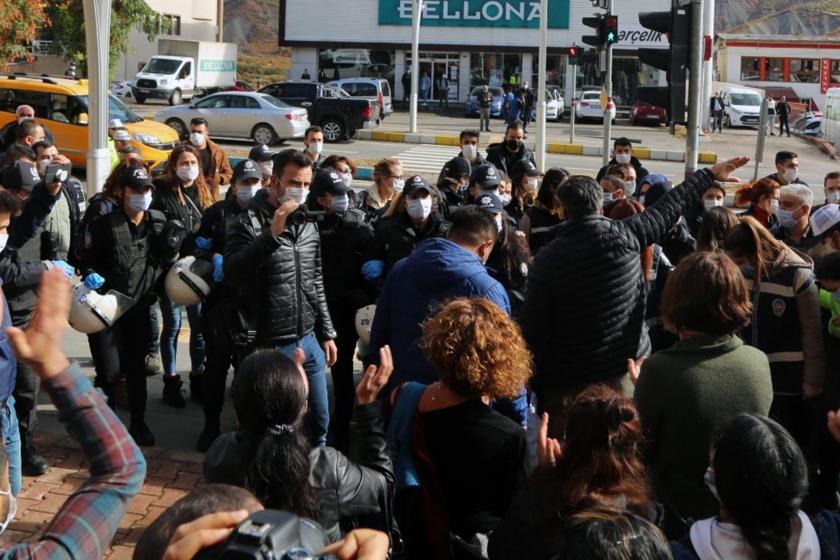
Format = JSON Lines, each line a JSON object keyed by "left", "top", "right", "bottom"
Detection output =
{"left": 111, "top": 81, "right": 134, "bottom": 101}
{"left": 154, "top": 91, "right": 310, "bottom": 145}
{"left": 575, "top": 90, "right": 616, "bottom": 122}
{"left": 544, "top": 90, "right": 565, "bottom": 121}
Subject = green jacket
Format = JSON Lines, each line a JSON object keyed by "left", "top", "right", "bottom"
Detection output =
{"left": 634, "top": 334, "right": 773, "bottom": 528}
{"left": 819, "top": 288, "right": 840, "bottom": 339}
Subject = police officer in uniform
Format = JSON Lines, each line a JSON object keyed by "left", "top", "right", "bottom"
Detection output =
{"left": 194, "top": 159, "right": 264, "bottom": 451}
{"left": 307, "top": 167, "right": 373, "bottom": 451}
{"left": 80, "top": 166, "right": 183, "bottom": 446}
{"left": 436, "top": 156, "right": 471, "bottom": 218}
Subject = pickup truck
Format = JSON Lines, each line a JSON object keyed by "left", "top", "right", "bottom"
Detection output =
{"left": 258, "top": 81, "right": 378, "bottom": 142}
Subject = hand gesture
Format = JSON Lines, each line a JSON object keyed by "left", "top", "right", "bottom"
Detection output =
{"left": 163, "top": 510, "right": 249, "bottom": 560}
{"left": 537, "top": 412, "right": 562, "bottom": 469}
{"left": 356, "top": 345, "right": 394, "bottom": 405}
{"left": 627, "top": 357, "right": 646, "bottom": 386}
{"left": 7, "top": 268, "right": 71, "bottom": 379}
{"left": 270, "top": 200, "right": 300, "bottom": 237}
{"left": 320, "top": 529, "right": 391, "bottom": 560}
{"left": 708, "top": 156, "right": 751, "bottom": 183}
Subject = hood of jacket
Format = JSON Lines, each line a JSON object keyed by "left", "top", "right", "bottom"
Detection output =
{"left": 689, "top": 511, "right": 820, "bottom": 560}
{"left": 401, "top": 237, "right": 490, "bottom": 292}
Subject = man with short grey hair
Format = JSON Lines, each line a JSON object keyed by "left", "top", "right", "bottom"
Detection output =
{"left": 775, "top": 184, "right": 817, "bottom": 251}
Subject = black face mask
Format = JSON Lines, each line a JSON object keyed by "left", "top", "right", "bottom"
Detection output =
{"left": 506, "top": 138, "right": 522, "bottom": 152}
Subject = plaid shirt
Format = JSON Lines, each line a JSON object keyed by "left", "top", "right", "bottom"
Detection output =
{"left": 1, "top": 362, "right": 146, "bottom": 559}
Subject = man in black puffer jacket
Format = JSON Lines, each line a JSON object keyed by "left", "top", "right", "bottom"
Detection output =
{"left": 225, "top": 149, "right": 337, "bottom": 448}
{"left": 522, "top": 156, "right": 751, "bottom": 435}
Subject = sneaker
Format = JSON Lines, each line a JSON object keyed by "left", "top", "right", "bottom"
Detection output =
{"left": 189, "top": 370, "right": 204, "bottom": 404}
{"left": 197, "top": 423, "right": 220, "bottom": 453}
{"left": 145, "top": 353, "right": 163, "bottom": 377}
{"left": 129, "top": 421, "right": 155, "bottom": 447}
{"left": 162, "top": 375, "right": 186, "bottom": 408}
{"left": 21, "top": 439, "right": 48, "bottom": 476}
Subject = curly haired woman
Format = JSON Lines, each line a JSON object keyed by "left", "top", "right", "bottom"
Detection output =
{"left": 387, "top": 297, "right": 532, "bottom": 559}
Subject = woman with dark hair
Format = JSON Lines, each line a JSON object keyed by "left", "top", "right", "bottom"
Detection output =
{"left": 321, "top": 154, "right": 359, "bottom": 206}
{"left": 204, "top": 346, "right": 395, "bottom": 541}
{"left": 735, "top": 178, "right": 781, "bottom": 229}
{"left": 490, "top": 385, "right": 653, "bottom": 559}
{"left": 547, "top": 509, "right": 672, "bottom": 560}
{"left": 483, "top": 200, "right": 531, "bottom": 320}
{"left": 724, "top": 217, "right": 825, "bottom": 451}
{"left": 504, "top": 158, "right": 540, "bottom": 223}
{"left": 634, "top": 251, "right": 773, "bottom": 538}
{"left": 671, "top": 414, "right": 840, "bottom": 559}
{"left": 153, "top": 143, "right": 216, "bottom": 406}
{"left": 696, "top": 206, "right": 739, "bottom": 252}
{"left": 520, "top": 167, "right": 567, "bottom": 255}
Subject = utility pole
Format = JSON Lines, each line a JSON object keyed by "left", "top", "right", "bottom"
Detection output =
{"left": 535, "top": 0, "right": 548, "bottom": 171}
{"left": 409, "top": 0, "right": 424, "bottom": 134}
{"left": 217, "top": 0, "right": 224, "bottom": 41}
{"left": 684, "top": 0, "right": 704, "bottom": 175}
{"left": 82, "top": 0, "right": 111, "bottom": 196}
{"left": 570, "top": 47, "right": 577, "bottom": 144}
{"left": 601, "top": 0, "right": 614, "bottom": 168}
{"left": 700, "top": 0, "right": 714, "bottom": 132}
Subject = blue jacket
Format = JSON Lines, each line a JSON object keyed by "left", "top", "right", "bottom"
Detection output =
{"left": 0, "top": 286, "right": 16, "bottom": 403}
{"left": 369, "top": 237, "right": 510, "bottom": 390}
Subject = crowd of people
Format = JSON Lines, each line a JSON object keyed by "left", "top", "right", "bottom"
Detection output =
{"left": 0, "top": 104, "right": 840, "bottom": 559}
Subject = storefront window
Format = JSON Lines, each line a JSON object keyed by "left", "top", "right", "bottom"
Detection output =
{"left": 317, "top": 49, "right": 396, "bottom": 90}
{"left": 470, "top": 53, "right": 522, "bottom": 87}
{"left": 763, "top": 58, "right": 783, "bottom": 82}
{"left": 405, "top": 52, "right": 461, "bottom": 102}
{"left": 831, "top": 60, "right": 840, "bottom": 85}
{"left": 741, "top": 57, "right": 760, "bottom": 81}
{"left": 532, "top": 54, "right": 566, "bottom": 86}
{"left": 790, "top": 59, "right": 820, "bottom": 83}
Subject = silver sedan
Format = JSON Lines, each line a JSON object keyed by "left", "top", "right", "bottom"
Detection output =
{"left": 154, "top": 92, "right": 310, "bottom": 145}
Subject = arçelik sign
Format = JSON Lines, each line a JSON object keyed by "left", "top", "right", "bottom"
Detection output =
{"left": 379, "top": 0, "right": 570, "bottom": 29}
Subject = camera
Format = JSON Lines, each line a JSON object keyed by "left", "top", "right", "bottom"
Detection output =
{"left": 289, "top": 207, "right": 327, "bottom": 226}
{"left": 195, "top": 510, "right": 336, "bottom": 560}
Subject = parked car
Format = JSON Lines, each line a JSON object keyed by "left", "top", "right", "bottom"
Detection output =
{"left": 258, "top": 81, "right": 378, "bottom": 142}
{"left": 361, "top": 64, "right": 395, "bottom": 82}
{"left": 464, "top": 85, "right": 505, "bottom": 118}
{"left": 154, "top": 91, "right": 309, "bottom": 145}
{"left": 720, "top": 86, "right": 762, "bottom": 128}
{"left": 544, "top": 89, "right": 565, "bottom": 121}
{"left": 327, "top": 77, "right": 393, "bottom": 119}
{"left": 576, "top": 90, "right": 616, "bottom": 121}
{"left": 630, "top": 99, "right": 667, "bottom": 125}
{"left": 111, "top": 80, "right": 134, "bottom": 101}
{"left": 797, "top": 115, "right": 823, "bottom": 137}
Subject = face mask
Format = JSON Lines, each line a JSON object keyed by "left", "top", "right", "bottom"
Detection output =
{"left": 189, "top": 132, "right": 205, "bottom": 147}
{"left": 236, "top": 184, "right": 261, "bottom": 202}
{"left": 615, "top": 153, "right": 632, "bottom": 165}
{"left": 331, "top": 194, "right": 350, "bottom": 214}
{"left": 339, "top": 172, "right": 353, "bottom": 189}
{"left": 775, "top": 208, "right": 798, "bottom": 229}
{"left": 260, "top": 162, "right": 273, "bottom": 179}
{"left": 769, "top": 199, "right": 780, "bottom": 214}
{"left": 392, "top": 178, "right": 405, "bottom": 193}
{"left": 462, "top": 144, "right": 478, "bottom": 160}
{"left": 625, "top": 180, "right": 636, "bottom": 193}
{"left": 828, "top": 191, "right": 840, "bottom": 205}
{"left": 0, "top": 487, "right": 17, "bottom": 534}
{"left": 704, "top": 468, "right": 720, "bottom": 502}
{"left": 639, "top": 195, "right": 646, "bottom": 206}
{"left": 406, "top": 197, "right": 432, "bottom": 220}
{"left": 527, "top": 177, "right": 539, "bottom": 191}
{"left": 176, "top": 164, "right": 199, "bottom": 182}
{"left": 783, "top": 167, "right": 799, "bottom": 184}
{"left": 499, "top": 193, "right": 512, "bottom": 206}
{"left": 129, "top": 191, "right": 153, "bottom": 213}
{"left": 0, "top": 233, "right": 9, "bottom": 253}
{"left": 495, "top": 214, "right": 503, "bottom": 233}
{"left": 284, "top": 187, "right": 309, "bottom": 204}
{"left": 506, "top": 138, "right": 522, "bottom": 152}
{"left": 306, "top": 142, "right": 323, "bottom": 157}
{"left": 703, "top": 199, "right": 724, "bottom": 211}
{"left": 603, "top": 191, "right": 614, "bottom": 203}
{"left": 37, "top": 158, "right": 50, "bottom": 176}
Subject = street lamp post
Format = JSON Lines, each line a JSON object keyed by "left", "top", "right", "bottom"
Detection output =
{"left": 82, "top": 0, "right": 112, "bottom": 197}
{"left": 535, "top": 0, "right": 548, "bottom": 171}
{"left": 409, "top": 0, "right": 424, "bottom": 134}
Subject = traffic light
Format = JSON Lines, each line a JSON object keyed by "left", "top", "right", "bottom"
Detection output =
{"left": 637, "top": 3, "right": 690, "bottom": 123}
{"left": 568, "top": 47, "right": 578, "bottom": 66}
{"left": 582, "top": 15, "right": 602, "bottom": 48}
{"left": 603, "top": 15, "right": 619, "bottom": 46}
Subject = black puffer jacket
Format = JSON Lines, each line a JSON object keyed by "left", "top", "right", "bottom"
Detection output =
{"left": 522, "top": 168, "right": 716, "bottom": 393}
{"left": 203, "top": 401, "right": 394, "bottom": 542}
{"left": 224, "top": 189, "right": 336, "bottom": 345}
{"left": 485, "top": 143, "right": 536, "bottom": 176}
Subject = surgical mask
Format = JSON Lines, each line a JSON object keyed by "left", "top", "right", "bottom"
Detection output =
{"left": 260, "top": 162, "right": 273, "bottom": 179}
{"left": 639, "top": 195, "right": 646, "bottom": 206}
{"left": 0, "top": 487, "right": 17, "bottom": 534}
{"left": 129, "top": 191, "right": 153, "bottom": 212}
{"left": 615, "top": 153, "right": 632, "bottom": 165}
{"left": 495, "top": 214, "right": 503, "bottom": 233}
{"left": 770, "top": 199, "right": 780, "bottom": 213}
{"left": 339, "top": 172, "right": 353, "bottom": 188}
{"left": 284, "top": 187, "right": 309, "bottom": 204}
{"left": 499, "top": 193, "right": 512, "bottom": 206}
{"left": 406, "top": 197, "right": 432, "bottom": 220}
{"left": 331, "top": 194, "right": 350, "bottom": 214}
{"left": 37, "top": 158, "right": 50, "bottom": 176}
{"left": 462, "top": 144, "right": 478, "bottom": 160}
{"left": 828, "top": 191, "right": 840, "bottom": 205}
{"left": 176, "top": 164, "right": 199, "bottom": 182}
{"left": 527, "top": 177, "right": 539, "bottom": 191}
{"left": 603, "top": 191, "right": 614, "bottom": 203}
{"left": 783, "top": 167, "right": 799, "bottom": 184}
{"left": 392, "top": 178, "right": 405, "bottom": 193}
{"left": 703, "top": 199, "right": 724, "bottom": 211}
{"left": 625, "top": 180, "right": 636, "bottom": 193}
{"left": 236, "top": 184, "right": 261, "bottom": 202}
{"left": 0, "top": 233, "right": 8, "bottom": 253}
{"left": 506, "top": 138, "right": 522, "bottom": 152}
{"left": 306, "top": 142, "right": 323, "bottom": 157}
{"left": 189, "top": 132, "right": 205, "bottom": 146}
{"left": 704, "top": 468, "right": 720, "bottom": 502}
{"left": 775, "top": 208, "right": 798, "bottom": 229}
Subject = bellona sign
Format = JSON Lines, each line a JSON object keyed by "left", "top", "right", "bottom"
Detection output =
{"left": 379, "top": 0, "right": 570, "bottom": 29}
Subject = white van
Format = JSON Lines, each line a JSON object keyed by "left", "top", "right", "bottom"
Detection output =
{"left": 720, "top": 86, "right": 763, "bottom": 128}
{"left": 328, "top": 78, "right": 393, "bottom": 119}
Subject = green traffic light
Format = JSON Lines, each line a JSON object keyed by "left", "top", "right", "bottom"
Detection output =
{"left": 608, "top": 32, "right": 616, "bottom": 42}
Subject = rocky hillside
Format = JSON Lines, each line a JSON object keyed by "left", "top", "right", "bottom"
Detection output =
{"left": 223, "top": 0, "right": 290, "bottom": 87}
{"left": 717, "top": 0, "right": 840, "bottom": 35}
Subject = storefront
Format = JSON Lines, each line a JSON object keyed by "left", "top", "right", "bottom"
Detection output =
{"left": 279, "top": 0, "right": 669, "bottom": 107}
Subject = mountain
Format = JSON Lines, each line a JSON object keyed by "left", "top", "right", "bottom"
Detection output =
{"left": 717, "top": 0, "right": 840, "bottom": 36}
{"left": 223, "top": 0, "right": 290, "bottom": 87}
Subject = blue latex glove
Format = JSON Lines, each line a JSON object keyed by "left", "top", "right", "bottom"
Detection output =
{"left": 51, "top": 260, "right": 74, "bottom": 279}
{"left": 195, "top": 236, "right": 212, "bottom": 251}
{"left": 212, "top": 254, "right": 224, "bottom": 283}
{"left": 361, "top": 260, "right": 385, "bottom": 281}
{"left": 83, "top": 273, "right": 105, "bottom": 289}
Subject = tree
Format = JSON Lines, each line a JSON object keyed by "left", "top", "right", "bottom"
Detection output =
{"left": 46, "top": 0, "right": 170, "bottom": 79}
{"left": 0, "top": 0, "right": 48, "bottom": 66}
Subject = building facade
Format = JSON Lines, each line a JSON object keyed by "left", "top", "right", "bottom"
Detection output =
{"left": 278, "top": 0, "right": 669, "bottom": 107}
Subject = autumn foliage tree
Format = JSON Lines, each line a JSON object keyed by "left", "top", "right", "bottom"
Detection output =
{"left": 0, "top": 0, "right": 48, "bottom": 67}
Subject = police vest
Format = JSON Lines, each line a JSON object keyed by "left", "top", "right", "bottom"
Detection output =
{"left": 105, "top": 209, "right": 167, "bottom": 301}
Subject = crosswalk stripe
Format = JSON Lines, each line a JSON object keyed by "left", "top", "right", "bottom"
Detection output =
{"left": 396, "top": 144, "right": 461, "bottom": 175}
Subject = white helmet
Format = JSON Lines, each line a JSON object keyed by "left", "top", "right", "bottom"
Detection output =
{"left": 69, "top": 284, "right": 126, "bottom": 334}
{"left": 354, "top": 304, "right": 377, "bottom": 345}
{"left": 165, "top": 255, "right": 213, "bottom": 306}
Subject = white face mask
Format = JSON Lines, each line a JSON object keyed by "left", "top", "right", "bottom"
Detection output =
{"left": 499, "top": 193, "right": 512, "bottom": 206}
{"left": 129, "top": 191, "right": 153, "bottom": 213}
{"left": 703, "top": 198, "right": 724, "bottom": 211}
{"left": 392, "top": 178, "right": 405, "bottom": 193}
{"left": 331, "top": 194, "right": 350, "bottom": 214}
{"left": 828, "top": 191, "right": 840, "bottom": 205}
{"left": 615, "top": 152, "right": 632, "bottom": 165}
{"left": 603, "top": 191, "right": 614, "bottom": 203}
{"left": 639, "top": 195, "right": 646, "bottom": 206}
{"left": 462, "top": 144, "right": 478, "bottom": 160}
{"left": 783, "top": 167, "right": 799, "bottom": 184}
{"left": 770, "top": 199, "right": 780, "bottom": 213}
{"left": 37, "top": 158, "right": 50, "bottom": 176}
{"left": 527, "top": 177, "right": 539, "bottom": 191}
{"left": 0, "top": 487, "right": 17, "bottom": 534}
{"left": 0, "top": 233, "right": 9, "bottom": 253}
{"left": 406, "top": 197, "right": 432, "bottom": 220}
{"left": 189, "top": 132, "right": 206, "bottom": 147}
{"left": 339, "top": 172, "right": 353, "bottom": 189}
{"left": 176, "top": 164, "right": 199, "bottom": 182}
{"left": 284, "top": 186, "right": 309, "bottom": 204}
{"left": 625, "top": 180, "right": 636, "bottom": 193}
{"left": 260, "top": 162, "right": 273, "bottom": 179}
{"left": 495, "top": 214, "right": 503, "bottom": 232}
{"left": 306, "top": 142, "right": 323, "bottom": 157}
{"left": 236, "top": 183, "right": 261, "bottom": 202}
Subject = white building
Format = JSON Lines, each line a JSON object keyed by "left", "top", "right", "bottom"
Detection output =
{"left": 115, "top": 0, "right": 221, "bottom": 81}
{"left": 279, "top": 0, "right": 670, "bottom": 106}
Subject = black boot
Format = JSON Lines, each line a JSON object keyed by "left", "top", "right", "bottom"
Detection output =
{"left": 162, "top": 375, "right": 186, "bottom": 408}
{"left": 197, "top": 417, "right": 220, "bottom": 452}
{"left": 21, "top": 434, "right": 48, "bottom": 476}
{"left": 129, "top": 418, "right": 155, "bottom": 447}
{"left": 189, "top": 370, "right": 204, "bottom": 404}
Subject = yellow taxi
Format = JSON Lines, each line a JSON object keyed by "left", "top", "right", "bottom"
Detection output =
{"left": 0, "top": 74, "right": 178, "bottom": 169}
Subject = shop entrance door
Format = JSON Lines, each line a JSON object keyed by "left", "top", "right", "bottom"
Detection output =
{"left": 409, "top": 53, "right": 459, "bottom": 105}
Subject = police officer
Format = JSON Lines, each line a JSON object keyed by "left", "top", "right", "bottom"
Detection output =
{"left": 80, "top": 166, "right": 183, "bottom": 446}
{"left": 194, "top": 159, "right": 264, "bottom": 451}
{"left": 435, "top": 156, "right": 471, "bottom": 218}
{"left": 249, "top": 144, "right": 275, "bottom": 188}
{"left": 307, "top": 167, "right": 373, "bottom": 451}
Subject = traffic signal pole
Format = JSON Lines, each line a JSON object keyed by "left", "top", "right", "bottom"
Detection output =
{"left": 685, "top": 0, "right": 704, "bottom": 175}
{"left": 570, "top": 61, "right": 577, "bottom": 144}
{"left": 409, "top": 0, "right": 424, "bottom": 134}
{"left": 535, "top": 0, "right": 548, "bottom": 171}
{"left": 601, "top": 0, "right": 614, "bottom": 168}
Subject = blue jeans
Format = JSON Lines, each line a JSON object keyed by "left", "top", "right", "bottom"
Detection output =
{"left": 1, "top": 396, "right": 21, "bottom": 495}
{"left": 276, "top": 332, "right": 328, "bottom": 447}
{"left": 159, "top": 297, "right": 205, "bottom": 376}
